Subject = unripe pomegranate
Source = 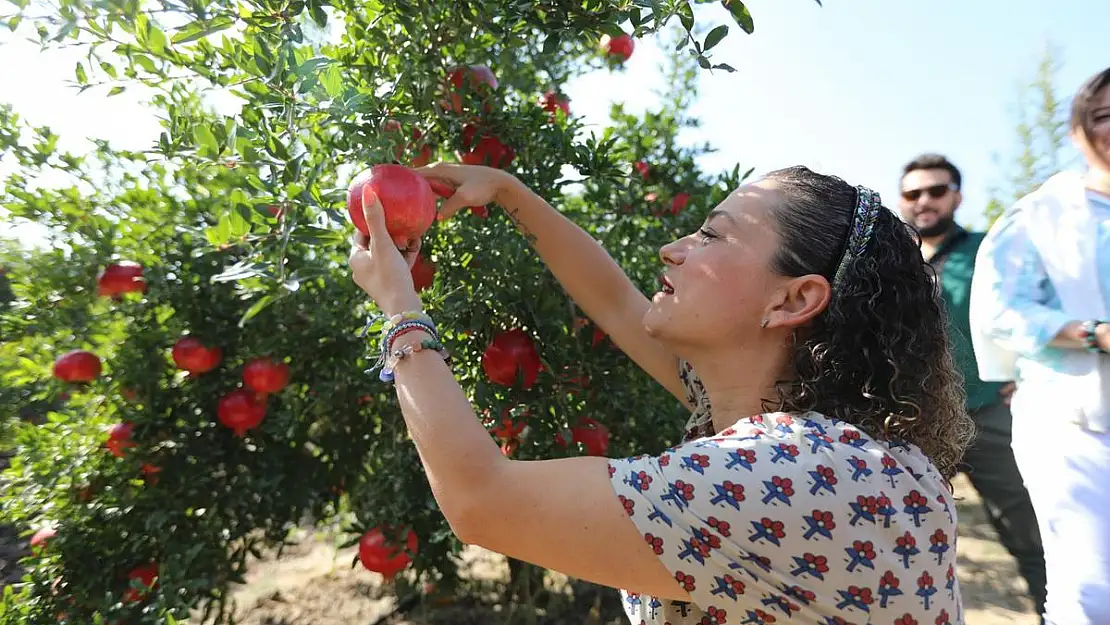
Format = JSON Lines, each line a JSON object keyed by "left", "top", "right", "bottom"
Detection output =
{"left": 217, "top": 389, "right": 267, "bottom": 436}
{"left": 52, "top": 350, "right": 101, "bottom": 383}
{"left": 97, "top": 262, "right": 146, "bottom": 297}
{"left": 242, "top": 357, "right": 291, "bottom": 394}
{"left": 106, "top": 422, "right": 135, "bottom": 458}
{"left": 600, "top": 33, "right": 635, "bottom": 62}
{"left": 346, "top": 164, "right": 437, "bottom": 247}
{"left": 171, "top": 337, "right": 222, "bottom": 374}
{"left": 358, "top": 526, "right": 418, "bottom": 580}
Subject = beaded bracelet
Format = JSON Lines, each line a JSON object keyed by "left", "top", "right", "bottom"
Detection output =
{"left": 1081, "top": 320, "right": 1106, "bottom": 353}
{"left": 380, "top": 338, "right": 450, "bottom": 382}
{"left": 373, "top": 320, "right": 439, "bottom": 371}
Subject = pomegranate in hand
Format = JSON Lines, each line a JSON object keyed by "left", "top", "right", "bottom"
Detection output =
{"left": 347, "top": 164, "right": 437, "bottom": 248}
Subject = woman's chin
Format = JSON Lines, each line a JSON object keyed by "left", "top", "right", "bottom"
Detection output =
{"left": 641, "top": 302, "right": 671, "bottom": 339}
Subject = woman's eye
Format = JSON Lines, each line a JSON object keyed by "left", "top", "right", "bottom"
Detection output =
{"left": 696, "top": 228, "right": 717, "bottom": 242}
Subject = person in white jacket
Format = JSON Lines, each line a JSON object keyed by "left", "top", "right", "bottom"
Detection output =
{"left": 970, "top": 65, "right": 1110, "bottom": 625}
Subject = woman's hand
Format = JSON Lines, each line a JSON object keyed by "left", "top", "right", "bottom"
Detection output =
{"left": 348, "top": 186, "right": 424, "bottom": 316}
{"left": 417, "top": 163, "right": 517, "bottom": 220}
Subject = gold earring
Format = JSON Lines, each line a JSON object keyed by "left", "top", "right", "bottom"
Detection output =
{"left": 760, "top": 318, "right": 769, "bottom": 329}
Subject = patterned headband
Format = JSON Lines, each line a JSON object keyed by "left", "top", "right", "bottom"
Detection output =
{"left": 831, "top": 185, "right": 881, "bottom": 288}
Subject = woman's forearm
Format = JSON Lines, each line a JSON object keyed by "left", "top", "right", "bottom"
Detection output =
{"left": 495, "top": 177, "right": 646, "bottom": 326}
{"left": 388, "top": 329, "right": 507, "bottom": 538}
{"left": 1050, "top": 320, "right": 1110, "bottom": 351}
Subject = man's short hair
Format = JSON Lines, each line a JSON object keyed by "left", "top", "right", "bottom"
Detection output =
{"left": 902, "top": 153, "right": 962, "bottom": 190}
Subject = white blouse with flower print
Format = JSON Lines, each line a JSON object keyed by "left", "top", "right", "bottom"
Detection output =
{"left": 606, "top": 361, "right": 963, "bottom": 625}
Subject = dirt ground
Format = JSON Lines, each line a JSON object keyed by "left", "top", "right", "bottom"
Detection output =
{"left": 220, "top": 474, "right": 1039, "bottom": 625}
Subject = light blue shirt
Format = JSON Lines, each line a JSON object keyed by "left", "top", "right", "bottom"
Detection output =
{"left": 975, "top": 190, "right": 1110, "bottom": 382}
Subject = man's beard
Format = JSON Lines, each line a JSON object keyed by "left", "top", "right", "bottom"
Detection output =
{"left": 916, "top": 214, "right": 955, "bottom": 238}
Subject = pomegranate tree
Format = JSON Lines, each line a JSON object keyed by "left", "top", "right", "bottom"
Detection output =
{"left": 0, "top": 1, "right": 768, "bottom": 622}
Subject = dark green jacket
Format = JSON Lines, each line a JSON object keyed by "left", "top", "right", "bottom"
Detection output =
{"left": 930, "top": 227, "right": 1004, "bottom": 412}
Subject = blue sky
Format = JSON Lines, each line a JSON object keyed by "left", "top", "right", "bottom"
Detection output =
{"left": 1, "top": 0, "right": 1107, "bottom": 243}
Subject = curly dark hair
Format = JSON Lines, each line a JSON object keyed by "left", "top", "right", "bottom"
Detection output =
{"left": 760, "top": 165, "right": 974, "bottom": 479}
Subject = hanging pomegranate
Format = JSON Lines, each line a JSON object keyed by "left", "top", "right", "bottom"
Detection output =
{"left": 217, "top": 389, "right": 267, "bottom": 436}
{"left": 358, "top": 526, "right": 418, "bottom": 580}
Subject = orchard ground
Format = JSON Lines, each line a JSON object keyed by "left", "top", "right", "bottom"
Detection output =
{"left": 125, "top": 474, "right": 1033, "bottom": 625}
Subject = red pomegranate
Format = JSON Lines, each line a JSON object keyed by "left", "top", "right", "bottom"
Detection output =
{"left": 555, "top": 417, "right": 610, "bottom": 456}
{"left": 571, "top": 417, "right": 610, "bottom": 456}
{"left": 171, "top": 337, "right": 222, "bottom": 374}
{"left": 346, "top": 164, "right": 437, "bottom": 247}
{"left": 243, "top": 358, "right": 291, "bottom": 394}
{"left": 217, "top": 389, "right": 267, "bottom": 436}
{"left": 410, "top": 253, "right": 436, "bottom": 293}
{"left": 481, "top": 329, "right": 541, "bottom": 389}
{"left": 122, "top": 562, "right": 158, "bottom": 604}
{"left": 539, "top": 91, "right": 570, "bottom": 118}
{"left": 600, "top": 33, "right": 635, "bottom": 62}
{"left": 106, "top": 422, "right": 136, "bottom": 458}
{"left": 358, "top": 526, "right": 418, "bottom": 580}
{"left": 634, "top": 160, "right": 651, "bottom": 180}
{"left": 52, "top": 350, "right": 101, "bottom": 383}
{"left": 141, "top": 463, "right": 161, "bottom": 485}
{"left": 445, "top": 65, "right": 498, "bottom": 114}
{"left": 671, "top": 192, "right": 690, "bottom": 215}
{"left": 459, "top": 134, "right": 515, "bottom": 169}
{"left": 384, "top": 120, "right": 433, "bottom": 167}
{"left": 97, "top": 262, "right": 146, "bottom": 297}
{"left": 30, "top": 528, "right": 56, "bottom": 552}
{"left": 591, "top": 326, "right": 607, "bottom": 348}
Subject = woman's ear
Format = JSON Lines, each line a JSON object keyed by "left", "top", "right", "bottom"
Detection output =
{"left": 762, "top": 275, "right": 831, "bottom": 329}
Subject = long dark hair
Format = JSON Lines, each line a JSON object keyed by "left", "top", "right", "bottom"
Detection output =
{"left": 762, "top": 166, "right": 974, "bottom": 479}
{"left": 1071, "top": 66, "right": 1110, "bottom": 169}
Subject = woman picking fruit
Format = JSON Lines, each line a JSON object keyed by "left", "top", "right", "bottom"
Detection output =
{"left": 348, "top": 163, "right": 973, "bottom": 624}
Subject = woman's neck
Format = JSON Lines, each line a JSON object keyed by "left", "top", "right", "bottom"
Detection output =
{"left": 683, "top": 345, "right": 788, "bottom": 433}
{"left": 1086, "top": 167, "right": 1110, "bottom": 197}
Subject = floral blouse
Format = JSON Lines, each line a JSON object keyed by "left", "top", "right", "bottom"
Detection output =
{"left": 607, "top": 361, "right": 963, "bottom": 625}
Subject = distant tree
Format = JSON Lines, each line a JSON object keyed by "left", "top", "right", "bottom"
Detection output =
{"left": 983, "top": 43, "right": 1074, "bottom": 228}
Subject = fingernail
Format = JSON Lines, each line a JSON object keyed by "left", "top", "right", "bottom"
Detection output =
{"left": 362, "top": 186, "right": 378, "bottom": 207}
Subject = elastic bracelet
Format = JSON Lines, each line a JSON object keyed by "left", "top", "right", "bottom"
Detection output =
{"left": 1081, "top": 320, "right": 1106, "bottom": 353}
{"left": 379, "top": 338, "right": 450, "bottom": 382}
{"left": 382, "top": 311, "right": 435, "bottom": 333}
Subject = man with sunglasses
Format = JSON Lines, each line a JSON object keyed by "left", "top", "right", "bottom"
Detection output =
{"left": 900, "top": 153, "right": 1047, "bottom": 621}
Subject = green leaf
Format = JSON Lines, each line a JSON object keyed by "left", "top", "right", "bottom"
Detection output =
{"left": 697, "top": 54, "right": 711, "bottom": 69}
{"left": 172, "top": 16, "right": 235, "bottom": 44}
{"left": 193, "top": 124, "right": 219, "bottom": 156}
{"left": 145, "top": 21, "right": 169, "bottom": 53}
{"left": 703, "top": 24, "right": 728, "bottom": 51}
{"left": 292, "top": 225, "right": 346, "bottom": 246}
{"left": 712, "top": 62, "right": 736, "bottom": 72}
{"left": 238, "top": 293, "right": 280, "bottom": 327}
{"left": 108, "top": 86, "right": 126, "bottom": 96}
{"left": 205, "top": 214, "right": 232, "bottom": 246}
{"left": 132, "top": 54, "right": 157, "bottom": 74}
{"left": 226, "top": 207, "right": 251, "bottom": 238}
{"left": 722, "top": 0, "right": 754, "bottom": 33}
{"left": 542, "top": 33, "right": 560, "bottom": 55}
{"left": 212, "top": 261, "right": 266, "bottom": 283}
{"left": 320, "top": 64, "right": 343, "bottom": 98}
{"left": 677, "top": 1, "right": 694, "bottom": 31}
{"left": 74, "top": 62, "right": 88, "bottom": 85}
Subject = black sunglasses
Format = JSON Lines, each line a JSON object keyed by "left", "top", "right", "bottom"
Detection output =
{"left": 901, "top": 183, "right": 958, "bottom": 202}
